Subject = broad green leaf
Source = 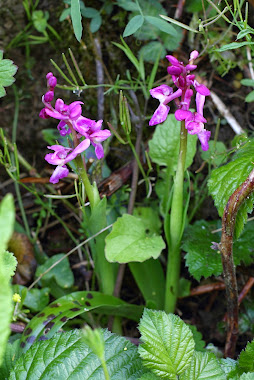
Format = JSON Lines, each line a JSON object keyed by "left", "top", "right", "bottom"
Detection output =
{"left": 201, "top": 140, "right": 227, "bottom": 167}
{"left": 216, "top": 42, "right": 254, "bottom": 52}
{"left": 138, "top": 309, "right": 195, "bottom": 378}
{"left": 180, "top": 351, "right": 225, "bottom": 379}
{"left": 218, "top": 358, "right": 240, "bottom": 379}
{"left": 0, "top": 52, "right": 18, "bottom": 97}
{"left": 129, "top": 259, "right": 165, "bottom": 309}
{"left": 241, "top": 79, "right": 254, "bottom": 87}
{"left": 0, "top": 194, "right": 15, "bottom": 254}
{"left": 208, "top": 140, "right": 254, "bottom": 238}
{"left": 123, "top": 15, "right": 144, "bottom": 37}
{"left": 81, "top": 7, "right": 99, "bottom": 18}
{"left": 2, "top": 251, "right": 17, "bottom": 280}
{"left": 35, "top": 253, "right": 74, "bottom": 289}
{"left": 138, "top": 372, "right": 161, "bottom": 379}
{"left": 105, "top": 214, "right": 165, "bottom": 263}
{"left": 0, "top": 339, "right": 21, "bottom": 379}
{"left": 71, "top": 0, "right": 82, "bottom": 41}
{"left": 139, "top": 41, "right": 165, "bottom": 62}
{"left": 13, "top": 285, "right": 50, "bottom": 313}
{"left": 19, "top": 291, "right": 143, "bottom": 352}
{"left": 10, "top": 329, "right": 146, "bottom": 379}
{"left": 149, "top": 115, "right": 197, "bottom": 173}
{"left": 133, "top": 206, "right": 162, "bottom": 235}
{"left": 239, "top": 340, "right": 254, "bottom": 372}
{"left": 245, "top": 91, "right": 254, "bottom": 103}
{"left": 182, "top": 221, "right": 222, "bottom": 281}
{"left": 145, "top": 16, "right": 177, "bottom": 36}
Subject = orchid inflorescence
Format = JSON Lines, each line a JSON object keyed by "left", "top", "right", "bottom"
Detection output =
{"left": 149, "top": 51, "right": 211, "bottom": 151}
{"left": 40, "top": 72, "right": 111, "bottom": 184}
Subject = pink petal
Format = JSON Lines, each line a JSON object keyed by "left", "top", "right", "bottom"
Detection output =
{"left": 64, "top": 139, "right": 91, "bottom": 163}
{"left": 150, "top": 85, "right": 173, "bottom": 101}
{"left": 198, "top": 129, "right": 211, "bottom": 151}
{"left": 166, "top": 55, "right": 180, "bottom": 66}
{"left": 50, "top": 165, "right": 69, "bottom": 184}
{"left": 196, "top": 93, "right": 205, "bottom": 116}
{"left": 149, "top": 104, "right": 170, "bottom": 126}
{"left": 175, "top": 109, "right": 192, "bottom": 121}
{"left": 190, "top": 50, "right": 199, "bottom": 60}
{"left": 167, "top": 66, "right": 183, "bottom": 76}
{"left": 95, "top": 143, "right": 104, "bottom": 159}
{"left": 194, "top": 81, "right": 210, "bottom": 96}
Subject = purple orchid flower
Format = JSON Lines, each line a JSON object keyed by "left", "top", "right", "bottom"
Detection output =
{"left": 74, "top": 117, "right": 111, "bottom": 159}
{"left": 149, "top": 85, "right": 182, "bottom": 126}
{"left": 149, "top": 51, "right": 211, "bottom": 151}
{"left": 45, "top": 139, "right": 90, "bottom": 183}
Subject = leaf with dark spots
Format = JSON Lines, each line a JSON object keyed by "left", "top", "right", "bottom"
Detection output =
{"left": 23, "top": 328, "right": 32, "bottom": 336}
{"left": 37, "top": 313, "right": 45, "bottom": 318}
{"left": 49, "top": 303, "right": 61, "bottom": 308}
{"left": 19, "top": 291, "right": 143, "bottom": 353}
{"left": 26, "top": 336, "right": 35, "bottom": 344}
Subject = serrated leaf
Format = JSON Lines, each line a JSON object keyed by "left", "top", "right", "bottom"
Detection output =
{"left": 0, "top": 53, "right": 17, "bottom": 98}
{"left": 0, "top": 339, "right": 21, "bottom": 379}
{"left": 19, "top": 291, "right": 143, "bottom": 352}
{"left": 218, "top": 357, "right": 240, "bottom": 379}
{"left": 180, "top": 351, "right": 226, "bottom": 379}
{"left": 2, "top": 251, "right": 17, "bottom": 280}
{"left": 10, "top": 329, "right": 146, "bottom": 379}
{"left": 240, "top": 373, "right": 254, "bottom": 379}
{"left": 123, "top": 15, "right": 144, "bottom": 37}
{"left": 182, "top": 221, "right": 222, "bottom": 281}
{"left": 145, "top": 16, "right": 177, "bottom": 36}
{"left": 188, "top": 325, "right": 206, "bottom": 352}
{"left": 105, "top": 214, "right": 165, "bottom": 263}
{"left": 35, "top": 253, "right": 74, "bottom": 289}
{"left": 234, "top": 220, "right": 254, "bottom": 266}
{"left": 239, "top": 340, "right": 254, "bottom": 372}
{"left": 71, "top": 0, "right": 82, "bottom": 41}
{"left": 138, "top": 372, "right": 161, "bottom": 379}
{"left": 138, "top": 309, "right": 195, "bottom": 378}
{"left": 208, "top": 140, "right": 254, "bottom": 238}
{"left": 149, "top": 114, "right": 197, "bottom": 172}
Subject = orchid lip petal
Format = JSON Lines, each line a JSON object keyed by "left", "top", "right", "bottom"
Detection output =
{"left": 149, "top": 104, "right": 170, "bottom": 126}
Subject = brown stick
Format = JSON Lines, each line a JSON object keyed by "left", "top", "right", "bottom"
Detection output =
{"left": 219, "top": 167, "right": 254, "bottom": 358}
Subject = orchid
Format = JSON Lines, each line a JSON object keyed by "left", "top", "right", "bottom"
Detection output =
{"left": 45, "top": 140, "right": 90, "bottom": 183}
{"left": 149, "top": 51, "right": 211, "bottom": 151}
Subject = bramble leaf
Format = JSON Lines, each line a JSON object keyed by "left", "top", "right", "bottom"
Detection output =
{"left": 239, "top": 340, "right": 254, "bottom": 372}
{"left": 179, "top": 351, "right": 225, "bottom": 379}
{"left": 138, "top": 309, "right": 195, "bottom": 378}
{"left": 208, "top": 140, "right": 254, "bottom": 238}
{"left": 105, "top": 214, "right": 165, "bottom": 263}
{"left": 10, "top": 329, "right": 146, "bottom": 379}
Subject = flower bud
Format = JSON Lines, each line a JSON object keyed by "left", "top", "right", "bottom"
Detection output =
{"left": 48, "top": 76, "right": 57, "bottom": 89}
{"left": 44, "top": 91, "right": 54, "bottom": 103}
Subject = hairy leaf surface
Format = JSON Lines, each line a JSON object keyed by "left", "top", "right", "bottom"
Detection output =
{"left": 180, "top": 351, "right": 226, "bottom": 379}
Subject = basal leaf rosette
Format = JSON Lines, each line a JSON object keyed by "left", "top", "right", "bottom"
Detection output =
{"left": 208, "top": 139, "right": 254, "bottom": 238}
{"left": 0, "top": 51, "right": 18, "bottom": 97}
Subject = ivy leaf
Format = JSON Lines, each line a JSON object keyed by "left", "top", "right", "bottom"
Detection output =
{"left": 179, "top": 351, "right": 226, "bottom": 379}
{"left": 123, "top": 15, "right": 144, "bottom": 37}
{"left": 182, "top": 221, "right": 222, "bottom": 281}
{"left": 239, "top": 340, "right": 254, "bottom": 372}
{"left": 138, "top": 309, "right": 195, "bottom": 378}
{"left": 10, "top": 329, "right": 146, "bottom": 379}
{"left": 0, "top": 51, "right": 18, "bottom": 97}
{"left": 208, "top": 140, "right": 254, "bottom": 238}
{"left": 19, "top": 291, "right": 143, "bottom": 352}
{"left": 35, "top": 253, "right": 74, "bottom": 289}
{"left": 105, "top": 214, "right": 165, "bottom": 263}
{"left": 149, "top": 114, "right": 197, "bottom": 173}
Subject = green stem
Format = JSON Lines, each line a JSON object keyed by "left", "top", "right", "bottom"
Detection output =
{"left": 164, "top": 121, "right": 187, "bottom": 313}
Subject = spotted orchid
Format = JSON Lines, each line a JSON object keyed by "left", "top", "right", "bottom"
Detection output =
{"left": 149, "top": 51, "right": 211, "bottom": 151}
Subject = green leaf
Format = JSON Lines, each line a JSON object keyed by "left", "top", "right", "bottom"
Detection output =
{"left": 123, "top": 15, "right": 144, "bottom": 37}
{"left": 82, "top": 7, "right": 99, "bottom": 18}
{"left": 201, "top": 140, "right": 227, "bottom": 167}
{"left": 217, "top": 42, "right": 254, "bottom": 51}
{"left": 116, "top": 0, "right": 139, "bottom": 11}
{"left": 145, "top": 16, "right": 177, "bottom": 36}
{"left": 10, "top": 329, "right": 146, "bottom": 379}
{"left": 139, "top": 41, "right": 165, "bottom": 62}
{"left": 0, "top": 339, "right": 21, "bottom": 379}
{"left": 129, "top": 259, "right": 165, "bottom": 309}
{"left": 182, "top": 221, "right": 222, "bottom": 281}
{"left": 234, "top": 220, "right": 254, "bottom": 266}
{"left": 180, "top": 351, "right": 226, "bottom": 379}
{"left": 32, "top": 10, "right": 48, "bottom": 33}
{"left": 239, "top": 340, "right": 254, "bottom": 372}
{"left": 241, "top": 79, "right": 254, "bottom": 87}
{"left": 59, "top": 7, "right": 71, "bottom": 21}
{"left": 133, "top": 206, "right": 162, "bottom": 235}
{"left": 0, "top": 52, "right": 18, "bottom": 97}
{"left": 13, "top": 285, "right": 50, "bottom": 313}
{"left": 105, "top": 214, "right": 165, "bottom": 263}
{"left": 0, "top": 194, "right": 15, "bottom": 254}
{"left": 245, "top": 91, "right": 254, "bottom": 103}
{"left": 240, "top": 373, "right": 254, "bottom": 379}
{"left": 208, "top": 140, "right": 254, "bottom": 238}
{"left": 237, "top": 29, "right": 254, "bottom": 40}
{"left": 188, "top": 325, "right": 206, "bottom": 352}
{"left": 35, "top": 253, "right": 74, "bottom": 289}
{"left": 138, "top": 372, "right": 161, "bottom": 380}
{"left": 71, "top": 0, "right": 83, "bottom": 41}
{"left": 218, "top": 357, "right": 240, "bottom": 379}
{"left": 2, "top": 251, "right": 17, "bottom": 280}
{"left": 90, "top": 14, "right": 102, "bottom": 33}
{"left": 149, "top": 114, "right": 197, "bottom": 172}
{"left": 138, "top": 309, "right": 195, "bottom": 378}
{"left": 19, "top": 291, "right": 143, "bottom": 352}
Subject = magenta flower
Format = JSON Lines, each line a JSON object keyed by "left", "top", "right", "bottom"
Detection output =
{"left": 74, "top": 117, "right": 111, "bottom": 159}
{"left": 149, "top": 85, "right": 182, "bottom": 126}
{"left": 45, "top": 139, "right": 90, "bottom": 183}
{"left": 149, "top": 51, "right": 211, "bottom": 151}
